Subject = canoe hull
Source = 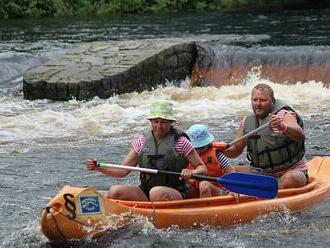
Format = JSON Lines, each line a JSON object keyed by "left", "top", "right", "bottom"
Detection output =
{"left": 40, "top": 156, "right": 330, "bottom": 242}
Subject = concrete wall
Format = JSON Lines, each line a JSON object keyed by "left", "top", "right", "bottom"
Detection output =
{"left": 23, "top": 39, "right": 198, "bottom": 100}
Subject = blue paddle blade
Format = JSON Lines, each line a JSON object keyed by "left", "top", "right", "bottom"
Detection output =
{"left": 217, "top": 172, "right": 278, "bottom": 199}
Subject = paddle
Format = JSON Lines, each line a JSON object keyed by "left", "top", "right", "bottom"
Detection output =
{"left": 98, "top": 163, "right": 278, "bottom": 199}
{"left": 228, "top": 122, "right": 269, "bottom": 146}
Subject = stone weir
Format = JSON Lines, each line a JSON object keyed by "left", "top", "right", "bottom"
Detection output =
{"left": 24, "top": 36, "right": 330, "bottom": 101}
{"left": 191, "top": 44, "right": 330, "bottom": 87}
{"left": 23, "top": 37, "right": 206, "bottom": 101}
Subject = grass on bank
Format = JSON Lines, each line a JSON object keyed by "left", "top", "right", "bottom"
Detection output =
{"left": 1, "top": 0, "right": 330, "bottom": 19}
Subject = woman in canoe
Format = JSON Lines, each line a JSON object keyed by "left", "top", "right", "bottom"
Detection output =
{"left": 86, "top": 100, "right": 207, "bottom": 201}
{"left": 223, "top": 83, "right": 308, "bottom": 189}
{"left": 186, "top": 124, "right": 234, "bottom": 198}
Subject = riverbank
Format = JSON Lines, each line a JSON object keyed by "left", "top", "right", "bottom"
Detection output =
{"left": 1, "top": 0, "right": 330, "bottom": 19}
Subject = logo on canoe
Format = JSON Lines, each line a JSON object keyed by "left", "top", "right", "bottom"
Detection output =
{"left": 79, "top": 196, "right": 101, "bottom": 214}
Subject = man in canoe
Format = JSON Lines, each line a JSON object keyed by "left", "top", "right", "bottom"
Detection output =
{"left": 86, "top": 100, "right": 207, "bottom": 201}
{"left": 186, "top": 124, "right": 234, "bottom": 198}
{"left": 223, "top": 83, "right": 308, "bottom": 189}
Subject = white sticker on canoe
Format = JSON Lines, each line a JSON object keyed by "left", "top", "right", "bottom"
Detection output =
{"left": 79, "top": 196, "right": 101, "bottom": 214}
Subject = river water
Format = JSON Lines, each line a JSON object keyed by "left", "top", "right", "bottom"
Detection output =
{"left": 1, "top": 9, "right": 330, "bottom": 248}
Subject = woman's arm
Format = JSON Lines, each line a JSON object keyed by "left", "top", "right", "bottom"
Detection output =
{"left": 184, "top": 149, "right": 207, "bottom": 176}
{"left": 86, "top": 148, "right": 139, "bottom": 178}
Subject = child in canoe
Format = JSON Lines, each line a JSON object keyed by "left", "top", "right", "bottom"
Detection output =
{"left": 186, "top": 124, "right": 234, "bottom": 198}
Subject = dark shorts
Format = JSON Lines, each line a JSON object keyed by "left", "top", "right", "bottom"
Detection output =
{"left": 139, "top": 185, "right": 189, "bottom": 200}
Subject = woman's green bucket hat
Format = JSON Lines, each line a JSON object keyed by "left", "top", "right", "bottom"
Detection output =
{"left": 147, "top": 100, "right": 176, "bottom": 121}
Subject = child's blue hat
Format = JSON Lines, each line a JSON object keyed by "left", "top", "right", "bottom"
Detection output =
{"left": 186, "top": 124, "right": 214, "bottom": 148}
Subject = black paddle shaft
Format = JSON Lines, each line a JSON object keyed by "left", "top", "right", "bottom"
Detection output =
{"left": 156, "top": 170, "right": 218, "bottom": 182}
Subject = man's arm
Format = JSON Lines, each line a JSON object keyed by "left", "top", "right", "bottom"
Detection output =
{"left": 269, "top": 112, "right": 305, "bottom": 141}
{"left": 223, "top": 124, "right": 246, "bottom": 158}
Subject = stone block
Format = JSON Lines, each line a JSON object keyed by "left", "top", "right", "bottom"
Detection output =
{"left": 68, "top": 83, "right": 80, "bottom": 99}
{"left": 22, "top": 38, "right": 206, "bottom": 100}
{"left": 164, "top": 54, "right": 178, "bottom": 68}
{"left": 45, "top": 83, "right": 58, "bottom": 100}
{"left": 56, "top": 82, "right": 69, "bottom": 100}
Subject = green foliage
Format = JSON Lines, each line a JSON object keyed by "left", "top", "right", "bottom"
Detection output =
{"left": 191, "top": 1, "right": 205, "bottom": 11}
{"left": 3, "top": 1, "right": 24, "bottom": 18}
{"left": 141, "top": 0, "right": 190, "bottom": 12}
{"left": 26, "top": 0, "right": 56, "bottom": 17}
{"left": 52, "top": 0, "right": 72, "bottom": 17}
{"left": 97, "top": 0, "right": 145, "bottom": 15}
{"left": 0, "top": 0, "right": 329, "bottom": 19}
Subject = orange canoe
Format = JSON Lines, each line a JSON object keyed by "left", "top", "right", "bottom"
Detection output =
{"left": 40, "top": 156, "right": 330, "bottom": 242}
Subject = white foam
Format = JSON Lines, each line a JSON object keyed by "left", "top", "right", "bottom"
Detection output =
{"left": 0, "top": 74, "right": 329, "bottom": 152}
